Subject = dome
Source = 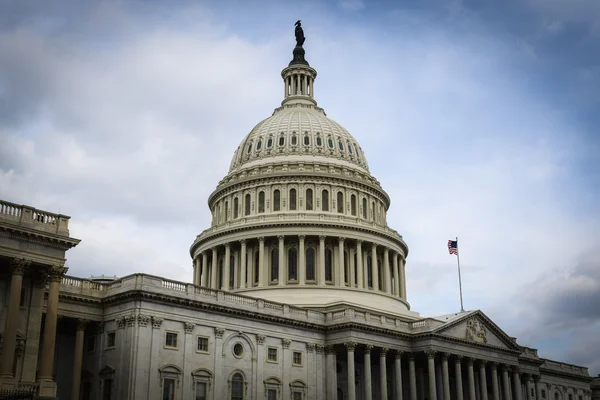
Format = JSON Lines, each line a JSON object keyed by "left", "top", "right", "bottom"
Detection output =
{"left": 228, "top": 106, "right": 370, "bottom": 175}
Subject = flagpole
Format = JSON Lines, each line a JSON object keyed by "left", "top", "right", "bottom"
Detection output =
{"left": 456, "top": 236, "right": 465, "bottom": 312}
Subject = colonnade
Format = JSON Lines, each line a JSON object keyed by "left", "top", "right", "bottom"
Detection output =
{"left": 193, "top": 234, "right": 407, "bottom": 300}
{"left": 331, "top": 343, "right": 547, "bottom": 400}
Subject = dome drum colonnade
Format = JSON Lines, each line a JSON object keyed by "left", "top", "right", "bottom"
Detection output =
{"left": 189, "top": 35, "right": 411, "bottom": 314}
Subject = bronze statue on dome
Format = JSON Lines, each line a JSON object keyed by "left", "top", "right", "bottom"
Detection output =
{"left": 295, "top": 20, "right": 305, "bottom": 47}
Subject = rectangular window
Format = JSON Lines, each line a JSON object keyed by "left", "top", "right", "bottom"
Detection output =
{"left": 87, "top": 335, "right": 96, "bottom": 352}
{"left": 267, "top": 389, "right": 277, "bottom": 400}
{"left": 106, "top": 332, "right": 116, "bottom": 349}
{"left": 197, "top": 336, "right": 209, "bottom": 353}
{"left": 162, "top": 378, "right": 175, "bottom": 400}
{"left": 293, "top": 392, "right": 303, "bottom": 400}
{"left": 102, "top": 379, "right": 113, "bottom": 400}
{"left": 293, "top": 351, "right": 303, "bottom": 366}
{"left": 165, "top": 332, "right": 178, "bottom": 349}
{"left": 195, "top": 382, "right": 207, "bottom": 400}
{"left": 267, "top": 347, "right": 278, "bottom": 363}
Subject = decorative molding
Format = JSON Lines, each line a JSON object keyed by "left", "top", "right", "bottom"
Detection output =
{"left": 364, "top": 344, "right": 374, "bottom": 354}
{"left": 440, "top": 352, "right": 449, "bottom": 362}
{"left": 306, "top": 343, "right": 315, "bottom": 353}
{"left": 282, "top": 339, "right": 291, "bottom": 349}
{"left": 325, "top": 345, "right": 336, "bottom": 355}
{"left": 465, "top": 317, "right": 488, "bottom": 344}
{"left": 466, "top": 357, "right": 475, "bottom": 367}
{"left": 116, "top": 317, "right": 127, "bottom": 329}
{"left": 380, "top": 347, "right": 389, "bottom": 356}
{"left": 455, "top": 354, "right": 464, "bottom": 363}
{"left": 394, "top": 349, "right": 403, "bottom": 359}
{"left": 47, "top": 265, "right": 68, "bottom": 282}
{"left": 425, "top": 349, "right": 437, "bottom": 359}
{"left": 10, "top": 258, "right": 31, "bottom": 274}
{"left": 151, "top": 316, "right": 163, "bottom": 329}
{"left": 344, "top": 342, "right": 357, "bottom": 351}
{"left": 184, "top": 322, "right": 195, "bottom": 334}
{"left": 215, "top": 327, "right": 225, "bottom": 338}
{"left": 256, "top": 334, "right": 266, "bottom": 345}
{"left": 125, "top": 313, "right": 136, "bottom": 327}
{"left": 137, "top": 314, "right": 150, "bottom": 327}
{"left": 315, "top": 344, "right": 324, "bottom": 354}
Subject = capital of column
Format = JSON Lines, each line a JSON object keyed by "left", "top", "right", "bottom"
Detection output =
{"left": 440, "top": 352, "right": 450, "bottom": 362}
{"left": 380, "top": 347, "right": 389, "bottom": 356}
{"left": 344, "top": 341, "right": 357, "bottom": 351}
{"left": 425, "top": 349, "right": 437, "bottom": 359}
{"left": 394, "top": 349, "right": 404, "bottom": 359}
{"left": 76, "top": 319, "right": 90, "bottom": 331}
{"left": 466, "top": 357, "right": 475, "bottom": 367}
{"left": 10, "top": 258, "right": 31, "bottom": 274}
{"left": 512, "top": 366, "right": 520, "bottom": 374}
{"left": 371, "top": 243, "right": 377, "bottom": 250}
{"left": 258, "top": 237, "right": 265, "bottom": 243}
{"left": 239, "top": 239, "right": 246, "bottom": 245}
{"left": 225, "top": 242, "right": 231, "bottom": 249}
{"left": 357, "top": 239, "right": 363, "bottom": 245}
{"left": 325, "top": 345, "right": 336, "bottom": 355}
{"left": 407, "top": 352, "right": 415, "bottom": 361}
{"left": 479, "top": 360, "right": 488, "bottom": 367}
{"left": 455, "top": 354, "right": 464, "bottom": 363}
{"left": 299, "top": 235, "right": 305, "bottom": 241}
{"left": 47, "top": 265, "right": 68, "bottom": 282}
{"left": 533, "top": 375, "right": 541, "bottom": 383}
{"left": 490, "top": 361, "right": 499, "bottom": 370}
{"left": 278, "top": 235, "right": 285, "bottom": 241}
{"left": 338, "top": 237, "right": 345, "bottom": 243}
{"left": 364, "top": 344, "right": 374, "bottom": 354}
{"left": 319, "top": 235, "right": 326, "bottom": 241}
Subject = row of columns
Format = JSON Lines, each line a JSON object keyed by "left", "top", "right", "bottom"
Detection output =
{"left": 0, "top": 259, "right": 67, "bottom": 396}
{"left": 285, "top": 72, "right": 313, "bottom": 98}
{"left": 331, "top": 343, "right": 543, "bottom": 400}
{"left": 194, "top": 235, "right": 407, "bottom": 299}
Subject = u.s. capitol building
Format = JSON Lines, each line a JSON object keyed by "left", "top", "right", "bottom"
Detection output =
{"left": 0, "top": 26, "right": 595, "bottom": 400}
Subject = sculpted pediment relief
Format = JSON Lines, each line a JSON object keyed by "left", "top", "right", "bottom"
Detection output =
{"left": 434, "top": 312, "right": 519, "bottom": 350}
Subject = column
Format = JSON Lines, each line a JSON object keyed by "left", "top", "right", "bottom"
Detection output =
{"left": 393, "top": 253, "right": 400, "bottom": 297}
{"left": 408, "top": 354, "right": 417, "bottom": 400}
{"left": 233, "top": 249, "right": 239, "bottom": 289}
{"left": 455, "top": 356, "right": 464, "bottom": 400}
{"left": 258, "top": 237, "right": 265, "bottom": 287}
{"left": 299, "top": 236, "right": 306, "bottom": 285}
{"left": 380, "top": 348, "right": 389, "bottom": 400}
{"left": 364, "top": 345, "right": 373, "bottom": 400}
{"left": 356, "top": 240, "right": 364, "bottom": 288}
{"left": 193, "top": 258, "right": 198, "bottom": 285}
{"left": 491, "top": 362, "right": 500, "bottom": 400}
{"left": 310, "top": 77, "right": 314, "bottom": 98}
{"left": 371, "top": 244, "right": 379, "bottom": 291}
{"left": 304, "top": 75, "right": 308, "bottom": 95}
{"left": 338, "top": 237, "right": 345, "bottom": 287}
{"left": 479, "top": 361, "right": 489, "bottom": 400}
{"left": 278, "top": 235, "right": 285, "bottom": 286}
{"left": 467, "top": 358, "right": 476, "bottom": 400}
{"left": 534, "top": 376, "right": 542, "bottom": 400}
{"left": 0, "top": 258, "right": 29, "bottom": 378}
{"left": 349, "top": 248, "right": 356, "bottom": 287}
{"left": 223, "top": 243, "right": 231, "bottom": 290}
{"left": 71, "top": 319, "right": 89, "bottom": 400}
{"left": 383, "top": 248, "right": 391, "bottom": 294}
{"left": 426, "top": 350, "right": 438, "bottom": 400}
{"left": 249, "top": 247, "right": 256, "bottom": 287}
{"left": 394, "top": 350, "right": 403, "bottom": 400}
{"left": 239, "top": 240, "right": 247, "bottom": 289}
{"left": 326, "top": 346, "right": 337, "bottom": 400}
{"left": 523, "top": 375, "right": 532, "bottom": 400}
{"left": 319, "top": 235, "right": 326, "bottom": 286}
{"left": 38, "top": 266, "right": 67, "bottom": 387}
{"left": 513, "top": 368, "right": 522, "bottom": 400}
{"left": 201, "top": 252, "right": 208, "bottom": 287}
{"left": 346, "top": 342, "right": 357, "bottom": 400}
{"left": 441, "top": 353, "right": 451, "bottom": 400}
{"left": 400, "top": 258, "right": 407, "bottom": 299}
{"left": 211, "top": 247, "right": 218, "bottom": 288}
{"left": 502, "top": 366, "right": 512, "bottom": 400}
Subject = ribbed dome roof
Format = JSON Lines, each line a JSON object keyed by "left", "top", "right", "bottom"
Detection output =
{"left": 228, "top": 105, "right": 370, "bottom": 174}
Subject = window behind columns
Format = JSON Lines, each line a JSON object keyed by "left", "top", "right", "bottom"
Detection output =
{"left": 254, "top": 251, "right": 260, "bottom": 285}
{"left": 322, "top": 190, "right": 329, "bottom": 211}
{"left": 218, "top": 258, "right": 223, "bottom": 288}
{"left": 245, "top": 194, "right": 251, "bottom": 216}
{"left": 306, "top": 247, "right": 315, "bottom": 281}
{"left": 325, "top": 248, "right": 333, "bottom": 282}
{"left": 353, "top": 252, "right": 358, "bottom": 286}
{"left": 344, "top": 251, "right": 349, "bottom": 285}
{"left": 351, "top": 194, "right": 357, "bottom": 216}
{"left": 337, "top": 191, "right": 344, "bottom": 213}
{"left": 258, "top": 191, "right": 265, "bottom": 213}
{"left": 273, "top": 190, "right": 281, "bottom": 211}
{"left": 230, "top": 255, "right": 235, "bottom": 288}
{"left": 289, "top": 188, "right": 297, "bottom": 210}
{"left": 306, "top": 189, "right": 313, "bottom": 210}
{"left": 377, "top": 257, "right": 383, "bottom": 289}
{"left": 288, "top": 248, "right": 298, "bottom": 281}
{"left": 234, "top": 198, "right": 239, "bottom": 219}
{"left": 271, "top": 249, "right": 279, "bottom": 282}
{"left": 367, "top": 255, "right": 373, "bottom": 288}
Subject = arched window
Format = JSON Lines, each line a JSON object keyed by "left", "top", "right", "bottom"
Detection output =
{"left": 337, "top": 191, "right": 344, "bottom": 213}
{"left": 303, "top": 135, "right": 310, "bottom": 146}
{"left": 327, "top": 137, "right": 334, "bottom": 149}
{"left": 271, "top": 249, "right": 279, "bottom": 282}
{"left": 288, "top": 248, "right": 298, "bottom": 281}
{"left": 316, "top": 135, "right": 322, "bottom": 147}
{"left": 230, "top": 256, "right": 235, "bottom": 288}
{"left": 266, "top": 137, "right": 273, "bottom": 148}
{"left": 231, "top": 373, "right": 244, "bottom": 400}
{"left": 289, "top": 189, "right": 297, "bottom": 211}
{"left": 351, "top": 195, "right": 357, "bottom": 216}
{"left": 254, "top": 251, "right": 260, "bottom": 285}
{"left": 291, "top": 134, "right": 297, "bottom": 146}
{"left": 234, "top": 198, "right": 239, "bottom": 219}
{"left": 258, "top": 192, "right": 265, "bottom": 213}
{"left": 305, "top": 189, "right": 313, "bottom": 210}
{"left": 245, "top": 194, "right": 251, "bottom": 216}
{"left": 367, "top": 255, "right": 373, "bottom": 288}
{"left": 256, "top": 139, "right": 262, "bottom": 151}
{"left": 306, "top": 248, "right": 315, "bottom": 281}
{"left": 322, "top": 190, "right": 329, "bottom": 211}
{"left": 225, "top": 201, "right": 229, "bottom": 221}
{"left": 325, "top": 248, "right": 333, "bottom": 282}
{"left": 362, "top": 198, "right": 367, "bottom": 219}
{"left": 273, "top": 190, "right": 281, "bottom": 211}
{"left": 338, "top": 139, "right": 344, "bottom": 151}
{"left": 348, "top": 142, "right": 353, "bottom": 154}
{"left": 246, "top": 142, "right": 253, "bottom": 154}
{"left": 278, "top": 135, "right": 285, "bottom": 147}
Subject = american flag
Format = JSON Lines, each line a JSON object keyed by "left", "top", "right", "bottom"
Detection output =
{"left": 448, "top": 239, "right": 458, "bottom": 255}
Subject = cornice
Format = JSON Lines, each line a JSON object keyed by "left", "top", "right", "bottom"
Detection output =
{"left": 0, "top": 225, "right": 80, "bottom": 250}
{"left": 539, "top": 367, "right": 593, "bottom": 382}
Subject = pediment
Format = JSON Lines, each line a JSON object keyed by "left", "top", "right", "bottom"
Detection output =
{"left": 433, "top": 311, "right": 520, "bottom": 351}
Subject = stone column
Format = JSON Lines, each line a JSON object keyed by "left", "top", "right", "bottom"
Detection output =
{"left": 408, "top": 354, "right": 417, "bottom": 400}
{"left": 467, "top": 358, "right": 476, "bottom": 400}
{"left": 490, "top": 362, "right": 500, "bottom": 400}
{"left": 201, "top": 252, "right": 208, "bottom": 287}
{"left": 71, "top": 319, "right": 89, "bottom": 400}
{"left": 338, "top": 237, "right": 345, "bottom": 287}
{"left": 380, "top": 348, "right": 389, "bottom": 400}
{"left": 371, "top": 244, "right": 379, "bottom": 290}
{"left": 239, "top": 240, "right": 247, "bottom": 289}
{"left": 394, "top": 351, "right": 403, "bottom": 400}
{"left": 0, "top": 258, "right": 30, "bottom": 378}
{"left": 364, "top": 345, "right": 373, "bottom": 400}
{"left": 349, "top": 248, "right": 355, "bottom": 287}
{"left": 400, "top": 258, "right": 407, "bottom": 299}
{"left": 223, "top": 243, "right": 231, "bottom": 290}
{"left": 346, "top": 342, "right": 357, "bottom": 400}
{"left": 513, "top": 368, "right": 522, "bottom": 400}
{"left": 523, "top": 374, "right": 532, "bottom": 400}
{"left": 326, "top": 346, "right": 337, "bottom": 400}
{"left": 426, "top": 350, "right": 438, "bottom": 400}
{"left": 278, "top": 235, "right": 285, "bottom": 286}
{"left": 299, "top": 235, "right": 306, "bottom": 285}
{"left": 258, "top": 237, "right": 265, "bottom": 287}
{"left": 455, "top": 355, "right": 464, "bottom": 400}
{"left": 502, "top": 366, "right": 512, "bottom": 400}
{"left": 233, "top": 249, "right": 239, "bottom": 289}
{"left": 479, "top": 361, "right": 489, "bottom": 400}
{"left": 534, "top": 376, "right": 542, "bottom": 400}
{"left": 356, "top": 240, "right": 364, "bottom": 288}
{"left": 441, "top": 353, "right": 451, "bottom": 400}
{"left": 393, "top": 252, "right": 400, "bottom": 297}
{"left": 38, "top": 266, "right": 68, "bottom": 395}
{"left": 319, "top": 235, "right": 326, "bottom": 286}
{"left": 211, "top": 247, "right": 218, "bottom": 288}
{"left": 383, "top": 248, "right": 391, "bottom": 294}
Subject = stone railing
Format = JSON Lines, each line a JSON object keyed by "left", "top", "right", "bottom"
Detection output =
{"left": 542, "top": 360, "right": 590, "bottom": 376}
{"left": 0, "top": 198, "right": 71, "bottom": 235}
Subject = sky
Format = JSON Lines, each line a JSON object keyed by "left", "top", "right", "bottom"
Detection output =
{"left": 1, "top": 0, "right": 599, "bottom": 375}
